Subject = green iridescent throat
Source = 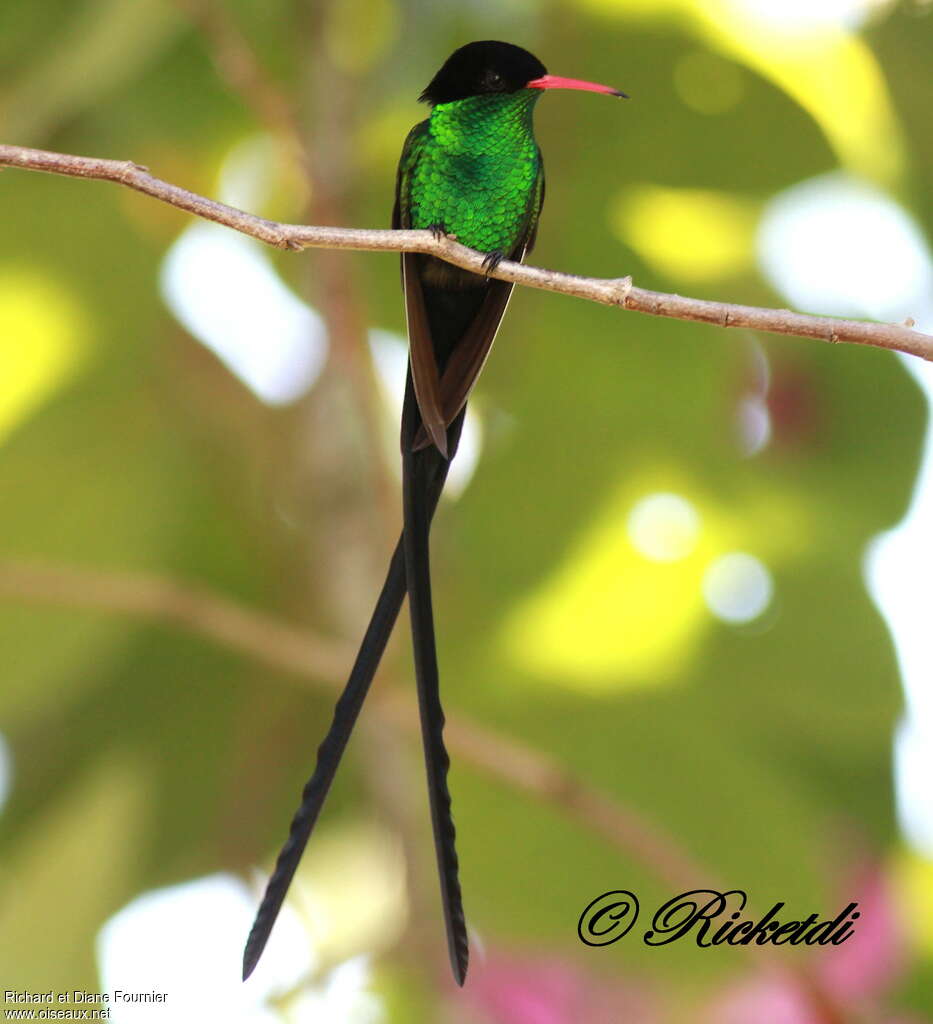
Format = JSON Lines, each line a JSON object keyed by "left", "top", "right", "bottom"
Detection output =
{"left": 406, "top": 91, "right": 542, "bottom": 256}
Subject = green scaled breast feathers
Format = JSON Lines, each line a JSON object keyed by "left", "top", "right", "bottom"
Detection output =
{"left": 397, "top": 92, "right": 544, "bottom": 256}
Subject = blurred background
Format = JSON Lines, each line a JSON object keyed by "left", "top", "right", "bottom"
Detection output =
{"left": 1, "top": 0, "right": 932, "bottom": 1020}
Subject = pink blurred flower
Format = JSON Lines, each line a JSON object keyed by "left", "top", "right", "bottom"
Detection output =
{"left": 707, "top": 861, "right": 923, "bottom": 1024}
{"left": 462, "top": 949, "right": 656, "bottom": 1024}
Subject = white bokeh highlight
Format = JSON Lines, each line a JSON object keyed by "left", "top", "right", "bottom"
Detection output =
{"left": 758, "top": 174, "right": 932, "bottom": 321}
{"left": 758, "top": 171, "right": 933, "bottom": 857}
{"left": 627, "top": 493, "right": 701, "bottom": 562}
{"left": 94, "top": 872, "right": 383, "bottom": 1024}
{"left": 161, "top": 223, "right": 327, "bottom": 405}
{"left": 97, "top": 874, "right": 317, "bottom": 1024}
{"left": 369, "top": 329, "right": 482, "bottom": 499}
{"left": 160, "top": 135, "right": 326, "bottom": 406}
{"left": 737, "top": 394, "right": 772, "bottom": 456}
{"left": 290, "top": 956, "right": 382, "bottom": 1024}
{"left": 0, "top": 732, "right": 11, "bottom": 815}
{"left": 736, "top": 338, "right": 773, "bottom": 457}
{"left": 729, "top": 0, "right": 891, "bottom": 32}
{"left": 703, "top": 552, "right": 774, "bottom": 624}
{"left": 894, "top": 719, "right": 933, "bottom": 855}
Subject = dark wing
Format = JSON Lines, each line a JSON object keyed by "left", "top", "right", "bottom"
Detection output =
{"left": 413, "top": 156, "right": 545, "bottom": 450}
{"left": 402, "top": 252, "right": 449, "bottom": 456}
{"left": 394, "top": 122, "right": 448, "bottom": 456}
{"left": 428, "top": 242, "right": 526, "bottom": 438}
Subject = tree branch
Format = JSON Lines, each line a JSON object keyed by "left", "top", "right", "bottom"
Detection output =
{"left": 0, "top": 560, "right": 356, "bottom": 681}
{"left": 2, "top": 143, "right": 929, "bottom": 360}
{"left": 0, "top": 558, "right": 710, "bottom": 893}
{"left": 170, "top": 0, "right": 308, "bottom": 168}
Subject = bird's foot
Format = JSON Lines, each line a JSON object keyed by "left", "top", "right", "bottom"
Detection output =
{"left": 482, "top": 249, "right": 505, "bottom": 276}
{"left": 427, "top": 222, "right": 449, "bottom": 241}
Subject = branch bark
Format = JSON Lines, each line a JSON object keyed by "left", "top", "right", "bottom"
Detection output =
{"left": 2, "top": 143, "right": 929, "bottom": 360}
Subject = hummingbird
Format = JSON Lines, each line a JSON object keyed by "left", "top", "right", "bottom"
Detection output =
{"left": 243, "top": 40, "right": 625, "bottom": 987}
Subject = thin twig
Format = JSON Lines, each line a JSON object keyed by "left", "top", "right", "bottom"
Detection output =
{"left": 171, "top": 0, "right": 307, "bottom": 167}
{"left": 1, "top": 143, "right": 929, "bottom": 360}
{"left": 0, "top": 560, "right": 355, "bottom": 681}
{"left": 299, "top": 11, "right": 399, "bottom": 546}
{"left": 173, "top": 0, "right": 400, "bottom": 559}
{"left": 434, "top": 709, "right": 709, "bottom": 889}
{"left": 0, "top": 559, "right": 709, "bottom": 893}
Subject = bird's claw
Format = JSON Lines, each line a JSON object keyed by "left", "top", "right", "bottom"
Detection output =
{"left": 427, "top": 222, "right": 448, "bottom": 241}
{"left": 482, "top": 250, "right": 505, "bottom": 276}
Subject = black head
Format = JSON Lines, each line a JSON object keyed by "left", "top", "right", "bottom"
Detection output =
{"left": 420, "top": 41, "right": 547, "bottom": 106}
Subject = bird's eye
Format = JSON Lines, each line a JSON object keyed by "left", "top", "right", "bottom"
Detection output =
{"left": 485, "top": 70, "right": 504, "bottom": 89}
